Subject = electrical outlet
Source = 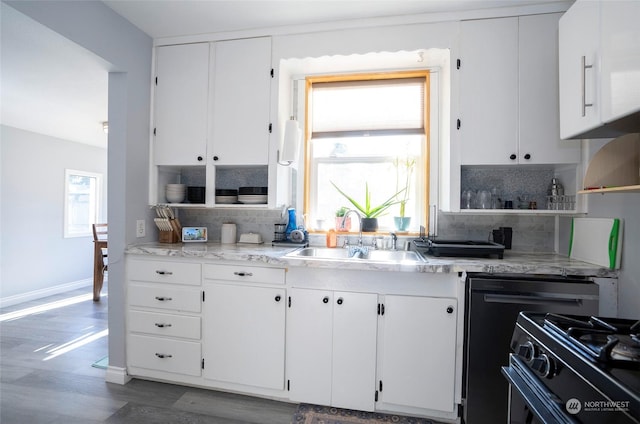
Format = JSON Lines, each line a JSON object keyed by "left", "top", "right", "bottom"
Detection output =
{"left": 136, "top": 219, "right": 146, "bottom": 238}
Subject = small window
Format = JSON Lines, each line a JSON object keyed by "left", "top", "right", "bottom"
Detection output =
{"left": 304, "top": 71, "right": 430, "bottom": 233}
{"left": 64, "top": 169, "right": 102, "bottom": 238}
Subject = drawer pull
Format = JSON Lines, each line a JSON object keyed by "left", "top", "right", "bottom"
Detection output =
{"left": 155, "top": 353, "right": 173, "bottom": 359}
{"left": 155, "top": 270, "right": 173, "bottom": 275}
{"left": 154, "top": 323, "right": 172, "bottom": 328}
{"left": 155, "top": 296, "right": 173, "bottom": 301}
{"left": 233, "top": 271, "right": 253, "bottom": 277}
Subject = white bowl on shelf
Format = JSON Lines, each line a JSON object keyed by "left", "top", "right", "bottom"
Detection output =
{"left": 165, "top": 192, "right": 185, "bottom": 203}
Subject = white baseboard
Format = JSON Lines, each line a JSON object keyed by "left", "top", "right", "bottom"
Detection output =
{"left": 105, "top": 366, "right": 131, "bottom": 385}
{"left": 0, "top": 278, "right": 93, "bottom": 308}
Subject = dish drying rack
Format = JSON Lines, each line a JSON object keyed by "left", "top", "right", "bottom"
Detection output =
{"left": 154, "top": 206, "right": 182, "bottom": 243}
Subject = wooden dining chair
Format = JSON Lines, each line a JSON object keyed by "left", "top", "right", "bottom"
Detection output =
{"left": 92, "top": 223, "right": 108, "bottom": 301}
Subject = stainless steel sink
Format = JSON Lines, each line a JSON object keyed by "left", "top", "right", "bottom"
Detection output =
{"left": 285, "top": 247, "right": 424, "bottom": 263}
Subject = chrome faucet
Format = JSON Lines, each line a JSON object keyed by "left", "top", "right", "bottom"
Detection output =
{"left": 341, "top": 209, "right": 363, "bottom": 247}
{"left": 390, "top": 232, "right": 398, "bottom": 250}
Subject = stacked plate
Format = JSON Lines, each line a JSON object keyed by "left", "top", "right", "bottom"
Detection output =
{"left": 215, "top": 189, "right": 238, "bottom": 204}
{"left": 238, "top": 187, "right": 267, "bottom": 204}
{"left": 165, "top": 184, "right": 186, "bottom": 203}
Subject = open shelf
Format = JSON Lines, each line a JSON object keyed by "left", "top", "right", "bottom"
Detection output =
{"left": 580, "top": 133, "right": 640, "bottom": 195}
{"left": 579, "top": 185, "right": 640, "bottom": 194}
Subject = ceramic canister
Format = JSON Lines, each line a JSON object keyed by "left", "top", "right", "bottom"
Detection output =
{"left": 221, "top": 223, "right": 237, "bottom": 244}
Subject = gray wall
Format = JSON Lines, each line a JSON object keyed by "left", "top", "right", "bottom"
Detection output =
{"left": 6, "top": 1, "right": 153, "bottom": 370}
{"left": 0, "top": 125, "right": 107, "bottom": 303}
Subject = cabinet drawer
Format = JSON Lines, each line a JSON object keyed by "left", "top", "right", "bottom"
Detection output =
{"left": 128, "top": 334, "right": 201, "bottom": 376}
{"left": 203, "top": 263, "right": 285, "bottom": 285}
{"left": 129, "top": 283, "right": 201, "bottom": 313}
{"left": 129, "top": 259, "right": 201, "bottom": 285}
{"left": 129, "top": 310, "right": 201, "bottom": 340}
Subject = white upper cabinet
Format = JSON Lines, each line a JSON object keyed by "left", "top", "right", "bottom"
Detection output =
{"left": 559, "top": 0, "right": 640, "bottom": 139}
{"left": 153, "top": 43, "right": 210, "bottom": 166}
{"left": 460, "top": 15, "right": 580, "bottom": 165}
{"left": 600, "top": 1, "right": 640, "bottom": 124}
{"left": 210, "top": 37, "right": 272, "bottom": 165}
{"left": 519, "top": 14, "right": 580, "bottom": 164}
{"left": 558, "top": 1, "right": 601, "bottom": 139}
{"left": 460, "top": 17, "right": 518, "bottom": 165}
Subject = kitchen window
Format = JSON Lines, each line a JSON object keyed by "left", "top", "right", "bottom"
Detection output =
{"left": 64, "top": 169, "right": 102, "bottom": 238}
{"left": 304, "top": 71, "right": 430, "bottom": 232}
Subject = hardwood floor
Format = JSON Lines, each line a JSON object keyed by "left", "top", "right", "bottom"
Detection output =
{"left": 0, "top": 286, "right": 298, "bottom": 423}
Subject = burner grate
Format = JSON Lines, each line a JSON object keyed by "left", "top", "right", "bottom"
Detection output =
{"left": 543, "top": 313, "right": 640, "bottom": 367}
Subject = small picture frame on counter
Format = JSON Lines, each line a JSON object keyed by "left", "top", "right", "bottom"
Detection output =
{"left": 182, "top": 227, "right": 208, "bottom": 242}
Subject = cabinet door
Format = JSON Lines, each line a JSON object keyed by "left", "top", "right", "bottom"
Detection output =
{"left": 559, "top": 0, "right": 601, "bottom": 139}
{"left": 378, "top": 295, "right": 457, "bottom": 413}
{"left": 460, "top": 18, "right": 518, "bottom": 165}
{"left": 332, "top": 291, "right": 378, "bottom": 412}
{"left": 154, "top": 43, "right": 209, "bottom": 165}
{"left": 601, "top": 0, "right": 640, "bottom": 123}
{"left": 519, "top": 14, "right": 580, "bottom": 164}
{"left": 203, "top": 283, "right": 285, "bottom": 390}
{"left": 211, "top": 37, "right": 272, "bottom": 165}
{"left": 287, "top": 288, "right": 333, "bottom": 405}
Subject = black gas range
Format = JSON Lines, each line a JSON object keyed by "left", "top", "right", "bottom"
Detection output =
{"left": 502, "top": 312, "right": 639, "bottom": 424}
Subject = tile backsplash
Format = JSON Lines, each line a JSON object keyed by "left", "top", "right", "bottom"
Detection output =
{"left": 181, "top": 208, "right": 283, "bottom": 244}
{"left": 180, "top": 208, "right": 556, "bottom": 253}
{"left": 461, "top": 166, "right": 556, "bottom": 210}
{"left": 436, "top": 213, "right": 555, "bottom": 252}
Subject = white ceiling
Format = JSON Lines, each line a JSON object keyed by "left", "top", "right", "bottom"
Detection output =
{"left": 103, "top": 0, "right": 566, "bottom": 39}
{"left": 1, "top": 0, "right": 566, "bottom": 148}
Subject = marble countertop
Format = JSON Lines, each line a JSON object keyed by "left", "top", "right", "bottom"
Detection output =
{"left": 126, "top": 242, "right": 618, "bottom": 278}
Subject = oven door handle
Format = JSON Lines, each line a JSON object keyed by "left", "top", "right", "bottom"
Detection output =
{"left": 502, "top": 355, "right": 578, "bottom": 424}
{"left": 484, "top": 293, "right": 584, "bottom": 306}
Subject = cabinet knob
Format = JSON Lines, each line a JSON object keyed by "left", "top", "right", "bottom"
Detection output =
{"left": 275, "top": 295, "right": 281, "bottom": 302}
{"left": 446, "top": 306, "right": 454, "bottom": 314}
{"left": 509, "top": 154, "right": 517, "bottom": 160}
{"left": 337, "top": 297, "right": 344, "bottom": 305}
{"left": 213, "top": 156, "right": 219, "bottom": 161}
{"left": 197, "top": 156, "right": 203, "bottom": 161}
{"left": 322, "top": 296, "right": 329, "bottom": 304}
{"left": 523, "top": 153, "right": 531, "bottom": 160}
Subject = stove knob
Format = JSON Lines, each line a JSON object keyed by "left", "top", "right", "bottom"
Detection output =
{"left": 531, "top": 353, "right": 555, "bottom": 379}
{"left": 517, "top": 341, "right": 537, "bottom": 362}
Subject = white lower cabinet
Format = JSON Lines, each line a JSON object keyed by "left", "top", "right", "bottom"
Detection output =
{"left": 376, "top": 295, "right": 458, "bottom": 413}
{"left": 202, "top": 282, "right": 286, "bottom": 390}
{"left": 128, "top": 334, "right": 202, "bottom": 376}
{"left": 127, "top": 257, "right": 203, "bottom": 379}
{"left": 287, "top": 288, "right": 378, "bottom": 411}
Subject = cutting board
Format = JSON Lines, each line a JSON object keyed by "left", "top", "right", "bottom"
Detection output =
{"left": 569, "top": 218, "right": 622, "bottom": 269}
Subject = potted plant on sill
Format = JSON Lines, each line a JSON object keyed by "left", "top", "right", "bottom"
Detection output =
{"left": 331, "top": 181, "right": 405, "bottom": 232}
{"left": 335, "top": 206, "right": 351, "bottom": 232}
{"left": 393, "top": 156, "right": 416, "bottom": 232}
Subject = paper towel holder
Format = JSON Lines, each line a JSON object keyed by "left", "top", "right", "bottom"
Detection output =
{"left": 278, "top": 116, "right": 301, "bottom": 166}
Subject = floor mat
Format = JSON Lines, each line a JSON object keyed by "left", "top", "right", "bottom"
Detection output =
{"left": 292, "top": 404, "right": 438, "bottom": 424}
{"left": 91, "top": 355, "right": 108, "bottom": 369}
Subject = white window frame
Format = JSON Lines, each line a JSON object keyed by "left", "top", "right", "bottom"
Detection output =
{"left": 63, "top": 169, "right": 103, "bottom": 238}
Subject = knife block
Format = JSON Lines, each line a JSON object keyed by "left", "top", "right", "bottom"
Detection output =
{"left": 159, "top": 218, "right": 182, "bottom": 243}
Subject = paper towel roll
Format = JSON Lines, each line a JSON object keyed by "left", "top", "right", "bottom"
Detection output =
{"left": 221, "top": 223, "right": 237, "bottom": 244}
